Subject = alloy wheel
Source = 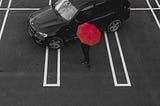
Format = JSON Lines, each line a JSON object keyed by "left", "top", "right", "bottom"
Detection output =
{"left": 49, "top": 37, "right": 63, "bottom": 49}
{"left": 108, "top": 20, "right": 121, "bottom": 32}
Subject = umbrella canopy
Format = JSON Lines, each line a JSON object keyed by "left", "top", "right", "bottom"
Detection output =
{"left": 76, "top": 23, "right": 101, "bottom": 46}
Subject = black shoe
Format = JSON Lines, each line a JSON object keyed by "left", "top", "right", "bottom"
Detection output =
{"left": 81, "top": 60, "right": 88, "bottom": 64}
{"left": 81, "top": 60, "right": 90, "bottom": 68}
{"left": 86, "top": 63, "right": 91, "bottom": 68}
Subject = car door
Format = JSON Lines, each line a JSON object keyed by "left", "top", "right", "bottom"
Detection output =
{"left": 61, "top": 5, "right": 95, "bottom": 39}
{"left": 89, "top": 1, "right": 116, "bottom": 24}
{"left": 75, "top": 4, "right": 95, "bottom": 24}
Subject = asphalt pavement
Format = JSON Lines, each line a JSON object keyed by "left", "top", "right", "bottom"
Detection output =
{"left": 0, "top": 0, "right": 160, "bottom": 106}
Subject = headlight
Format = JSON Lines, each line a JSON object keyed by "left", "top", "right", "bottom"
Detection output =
{"left": 38, "top": 32, "right": 48, "bottom": 38}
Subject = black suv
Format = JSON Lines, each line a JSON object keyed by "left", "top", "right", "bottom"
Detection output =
{"left": 28, "top": 0, "right": 131, "bottom": 49}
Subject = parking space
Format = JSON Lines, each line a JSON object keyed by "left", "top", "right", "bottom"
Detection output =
{"left": 105, "top": 32, "right": 129, "bottom": 84}
{"left": 0, "top": 10, "right": 45, "bottom": 90}
{"left": 0, "top": 0, "right": 9, "bottom": 8}
{"left": 117, "top": 9, "right": 160, "bottom": 99}
{"left": 148, "top": 0, "right": 160, "bottom": 8}
{"left": 130, "top": 0, "right": 149, "bottom": 8}
{"left": 0, "top": 11, "right": 5, "bottom": 26}
{"left": 47, "top": 49, "right": 58, "bottom": 84}
{"left": 10, "top": 0, "right": 49, "bottom": 8}
{"left": 127, "top": 4, "right": 160, "bottom": 94}
{"left": 155, "top": 10, "right": 160, "bottom": 21}
{"left": 0, "top": 0, "right": 160, "bottom": 105}
{"left": 60, "top": 37, "right": 114, "bottom": 87}
{"left": 131, "top": 0, "right": 160, "bottom": 8}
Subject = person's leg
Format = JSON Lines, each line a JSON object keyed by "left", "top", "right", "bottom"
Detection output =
{"left": 81, "top": 43, "right": 90, "bottom": 64}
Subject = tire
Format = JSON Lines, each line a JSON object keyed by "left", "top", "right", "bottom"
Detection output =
{"left": 107, "top": 20, "right": 121, "bottom": 32}
{"left": 48, "top": 37, "right": 64, "bottom": 50}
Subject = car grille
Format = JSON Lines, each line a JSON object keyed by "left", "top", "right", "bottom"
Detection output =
{"left": 35, "top": 33, "right": 45, "bottom": 40}
{"left": 28, "top": 22, "right": 36, "bottom": 35}
{"left": 27, "top": 20, "right": 45, "bottom": 43}
{"left": 32, "top": 36, "right": 43, "bottom": 44}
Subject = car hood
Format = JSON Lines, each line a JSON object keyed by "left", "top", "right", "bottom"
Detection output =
{"left": 30, "top": 6, "right": 67, "bottom": 36}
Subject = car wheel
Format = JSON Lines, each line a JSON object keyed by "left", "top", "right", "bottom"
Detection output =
{"left": 48, "top": 37, "right": 64, "bottom": 50}
{"left": 107, "top": 20, "right": 121, "bottom": 32}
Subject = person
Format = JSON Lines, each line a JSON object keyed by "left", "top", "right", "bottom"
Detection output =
{"left": 80, "top": 43, "right": 90, "bottom": 68}
{"left": 77, "top": 22, "right": 101, "bottom": 68}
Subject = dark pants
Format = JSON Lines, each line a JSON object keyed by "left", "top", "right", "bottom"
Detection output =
{"left": 81, "top": 43, "right": 90, "bottom": 63}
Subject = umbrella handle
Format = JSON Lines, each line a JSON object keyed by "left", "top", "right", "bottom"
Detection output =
{"left": 75, "top": 19, "right": 80, "bottom": 24}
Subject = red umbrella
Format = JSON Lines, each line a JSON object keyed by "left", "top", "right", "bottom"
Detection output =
{"left": 77, "top": 23, "right": 101, "bottom": 46}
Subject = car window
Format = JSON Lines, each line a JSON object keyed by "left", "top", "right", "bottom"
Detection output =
{"left": 55, "top": 0, "right": 78, "bottom": 21}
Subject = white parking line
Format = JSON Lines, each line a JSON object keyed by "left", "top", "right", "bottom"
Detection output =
{"left": 43, "top": 0, "right": 61, "bottom": 87}
{"left": 130, "top": 7, "right": 160, "bottom": 10}
{"left": 43, "top": 46, "right": 49, "bottom": 86}
{"left": 146, "top": 0, "right": 160, "bottom": 29}
{"left": 57, "top": 49, "right": 61, "bottom": 86}
{"left": 0, "top": 8, "right": 40, "bottom": 10}
{"left": 115, "top": 32, "right": 131, "bottom": 86}
{"left": 49, "top": 0, "right": 52, "bottom": 5}
{"left": 0, "top": 7, "right": 160, "bottom": 11}
{"left": 104, "top": 32, "right": 118, "bottom": 86}
{"left": 0, "top": 0, "right": 3, "bottom": 7}
{"left": 0, "top": 0, "right": 12, "bottom": 40}
{"left": 43, "top": 47, "right": 61, "bottom": 87}
{"left": 104, "top": 31, "right": 131, "bottom": 87}
{"left": 155, "top": 0, "right": 160, "bottom": 8}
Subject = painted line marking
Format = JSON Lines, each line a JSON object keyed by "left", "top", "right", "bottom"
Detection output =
{"left": 0, "top": 8, "right": 40, "bottom": 10}
{"left": 0, "top": 7, "right": 160, "bottom": 11}
{"left": 43, "top": 47, "right": 61, "bottom": 87}
{"left": 43, "top": 46, "right": 49, "bottom": 86}
{"left": 155, "top": 0, "right": 160, "bottom": 8}
{"left": 146, "top": 0, "right": 160, "bottom": 29}
{"left": 49, "top": 0, "right": 52, "bottom": 5}
{"left": 104, "top": 31, "right": 131, "bottom": 87}
{"left": 43, "top": 83, "right": 60, "bottom": 87}
{"left": 130, "top": 7, "right": 160, "bottom": 10}
{"left": 115, "top": 31, "right": 131, "bottom": 86}
{"left": 0, "top": 0, "right": 12, "bottom": 40}
{"left": 43, "top": 0, "right": 61, "bottom": 87}
{"left": 104, "top": 31, "right": 118, "bottom": 86}
{"left": 57, "top": 49, "right": 61, "bottom": 86}
{"left": 0, "top": 0, "right": 3, "bottom": 7}
{"left": 115, "top": 83, "right": 131, "bottom": 87}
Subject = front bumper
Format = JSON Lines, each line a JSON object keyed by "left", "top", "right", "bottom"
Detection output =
{"left": 27, "top": 21, "right": 46, "bottom": 44}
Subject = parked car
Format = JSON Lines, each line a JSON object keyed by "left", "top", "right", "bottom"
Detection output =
{"left": 28, "top": 0, "right": 131, "bottom": 49}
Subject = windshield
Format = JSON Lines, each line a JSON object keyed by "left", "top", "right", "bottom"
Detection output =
{"left": 55, "top": 0, "right": 78, "bottom": 21}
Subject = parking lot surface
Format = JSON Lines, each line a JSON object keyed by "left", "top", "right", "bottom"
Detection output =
{"left": 0, "top": 0, "right": 160, "bottom": 106}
